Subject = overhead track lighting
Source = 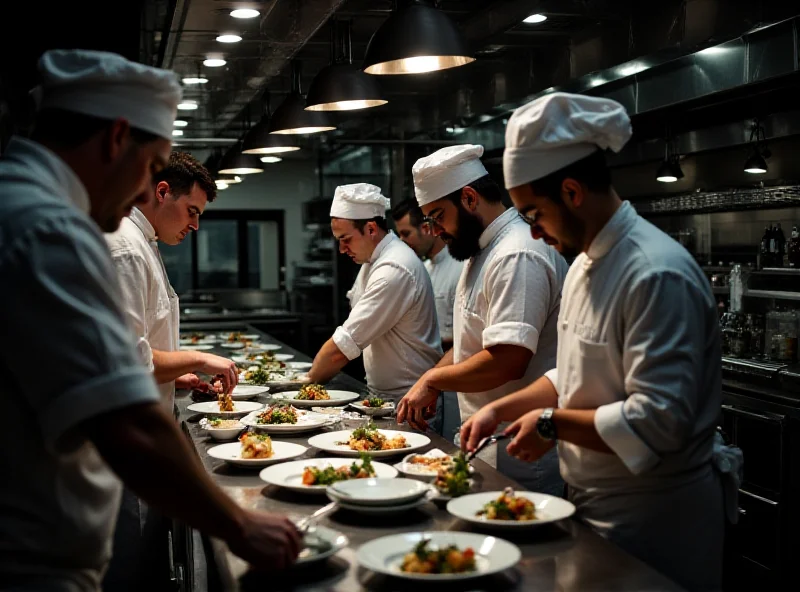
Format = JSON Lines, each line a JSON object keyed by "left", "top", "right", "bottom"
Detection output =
{"left": 268, "top": 61, "right": 336, "bottom": 134}
{"left": 218, "top": 143, "right": 264, "bottom": 175}
{"left": 744, "top": 120, "right": 770, "bottom": 174}
{"left": 242, "top": 91, "right": 302, "bottom": 154}
{"left": 306, "top": 20, "right": 387, "bottom": 111}
{"left": 656, "top": 129, "right": 684, "bottom": 183}
{"left": 362, "top": 0, "right": 475, "bottom": 75}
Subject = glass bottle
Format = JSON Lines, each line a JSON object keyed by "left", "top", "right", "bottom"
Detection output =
{"left": 788, "top": 225, "right": 800, "bottom": 268}
{"left": 729, "top": 264, "right": 743, "bottom": 312}
{"left": 759, "top": 225, "right": 771, "bottom": 269}
{"left": 776, "top": 223, "right": 786, "bottom": 268}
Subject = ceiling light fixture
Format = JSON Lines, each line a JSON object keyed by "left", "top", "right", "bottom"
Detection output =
{"left": 177, "top": 100, "right": 198, "bottom": 110}
{"left": 172, "top": 129, "right": 184, "bottom": 137}
{"left": 218, "top": 143, "right": 264, "bottom": 175}
{"left": 216, "top": 34, "right": 242, "bottom": 43}
{"left": 269, "top": 61, "right": 336, "bottom": 134}
{"left": 230, "top": 8, "right": 259, "bottom": 19}
{"left": 173, "top": 120, "right": 188, "bottom": 127}
{"left": 260, "top": 156, "right": 282, "bottom": 163}
{"left": 656, "top": 131, "right": 684, "bottom": 183}
{"left": 203, "top": 58, "right": 226, "bottom": 67}
{"left": 743, "top": 119, "right": 770, "bottom": 174}
{"left": 215, "top": 181, "right": 229, "bottom": 190}
{"left": 306, "top": 20, "right": 387, "bottom": 111}
{"left": 217, "top": 176, "right": 242, "bottom": 184}
{"left": 182, "top": 76, "right": 208, "bottom": 84}
{"left": 362, "top": 0, "right": 475, "bottom": 75}
{"left": 523, "top": 14, "right": 547, "bottom": 24}
{"left": 241, "top": 90, "right": 302, "bottom": 154}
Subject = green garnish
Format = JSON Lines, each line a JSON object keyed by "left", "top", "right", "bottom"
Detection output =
{"left": 366, "top": 397, "right": 385, "bottom": 408}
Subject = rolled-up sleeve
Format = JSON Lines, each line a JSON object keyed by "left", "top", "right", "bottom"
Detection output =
{"left": 595, "top": 271, "right": 706, "bottom": 475}
{"left": 482, "top": 251, "right": 556, "bottom": 353}
{"left": 334, "top": 263, "right": 418, "bottom": 360}
{"left": 1, "top": 215, "right": 160, "bottom": 453}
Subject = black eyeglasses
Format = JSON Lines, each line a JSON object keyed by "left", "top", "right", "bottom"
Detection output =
{"left": 517, "top": 210, "right": 538, "bottom": 227}
{"left": 423, "top": 210, "right": 445, "bottom": 228}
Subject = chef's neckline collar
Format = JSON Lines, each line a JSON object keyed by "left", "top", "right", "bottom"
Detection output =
{"left": 586, "top": 200, "right": 636, "bottom": 261}
{"left": 478, "top": 207, "right": 517, "bottom": 250}
{"left": 128, "top": 206, "right": 157, "bottom": 241}
{"left": 369, "top": 231, "right": 396, "bottom": 264}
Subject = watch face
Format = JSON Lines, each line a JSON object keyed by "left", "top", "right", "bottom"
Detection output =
{"left": 537, "top": 411, "right": 556, "bottom": 440}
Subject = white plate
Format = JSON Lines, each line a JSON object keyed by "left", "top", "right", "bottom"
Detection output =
{"left": 187, "top": 401, "right": 263, "bottom": 417}
{"left": 199, "top": 418, "right": 244, "bottom": 440}
{"left": 395, "top": 449, "right": 474, "bottom": 482}
{"left": 180, "top": 344, "right": 214, "bottom": 351}
{"left": 232, "top": 353, "right": 294, "bottom": 365}
{"left": 446, "top": 491, "right": 576, "bottom": 527}
{"left": 241, "top": 409, "right": 333, "bottom": 434}
{"left": 242, "top": 343, "right": 281, "bottom": 352}
{"left": 327, "top": 478, "right": 431, "bottom": 507}
{"left": 271, "top": 390, "right": 360, "bottom": 408}
{"left": 357, "top": 531, "right": 521, "bottom": 581}
{"left": 328, "top": 494, "right": 432, "bottom": 515}
{"left": 207, "top": 440, "right": 307, "bottom": 468}
{"left": 259, "top": 458, "right": 398, "bottom": 493}
{"left": 179, "top": 337, "right": 219, "bottom": 345}
{"left": 307, "top": 429, "right": 430, "bottom": 458}
{"left": 221, "top": 342, "right": 245, "bottom": 349}
{"left": 239, "top": 373, "right": 311, "bottom": 387}
{"left": 349, "top": 400, "right": 395, "bottom": 417}
{"left": 218, "top": 333, "right": 261, "bottom": 342}
{"left": 230, "top": 385, "right": 270, "bottom": 400}
{"left": 297, "top": 525, "right": 349, "bottom": 565}
{"left": 286, "top": 361, "right": 312, "bottom": 370}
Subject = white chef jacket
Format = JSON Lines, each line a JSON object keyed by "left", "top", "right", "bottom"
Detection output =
{"left": 454, "top": 208, "right": 568, "bottom": 421}
{"left": 0, "top": 137, "right": 160, "bottom": 590}
{"left": 106, "top": 207, "right": 179, "bottom": 408}
{"left": 545, "top": 201, "right": 731, "bottom": 590}
{"left": 334, "top": 233, "right": 442, "bottom": 399}
{"left": 424, "top": 245, "right": 463, "bottom": 344}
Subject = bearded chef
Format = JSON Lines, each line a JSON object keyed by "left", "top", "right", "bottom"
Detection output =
{"left": 460, "top": 92, "right": 742, "bottom": 591}
{"left": 396, "top": 145, "right": 568, "bottom": 495}
{"left": 307, "top": 183, "right": 442, "bottom": 401}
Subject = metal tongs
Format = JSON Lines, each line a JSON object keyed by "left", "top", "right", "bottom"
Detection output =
{"left": 465, "top": 433, "right": 511, "bottom": 462}
{"left": 295, "top": 501, "right": 339, "bottom": 534}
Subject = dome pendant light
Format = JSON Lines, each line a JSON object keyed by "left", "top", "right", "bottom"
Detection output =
{"left": 306, "top": 20, "right": 387, "bottom": 111}
{"left": 269, "top": 61, "right": 336, "bottom": 135}
{"left": 743, "top": 120, "right": 770, "bottom": 174}
{"left": 218, "top": 142, "right": 264, "bottom": 175}
{"left": 656, "top": 130, "right": 684, "bottom": 183}
{"left": 241, "top": 91, "right": 301, "bottom": 154}
{"left": 362, "top": 0, "right": 475, "bottom": 75}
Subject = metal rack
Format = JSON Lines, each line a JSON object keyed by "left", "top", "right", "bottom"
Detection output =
{"left": 636, "top": 185, "right": 800, "bottom": 216}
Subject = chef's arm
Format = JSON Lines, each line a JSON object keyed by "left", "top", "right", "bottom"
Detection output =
{"left": 436, "top": 347, "right": 454, "bottom": 368}
{"left": 552, "top": 409, "right": 613, "bottom": 453}
{"left": 426, "top": 344, "right": 531, "bottom": 393}
{"left": 151, "top": 350, "right": 239, "bottom": 392}
{"left": 484, "top": 375, "right": 559, "bottom": 422}
{"left": 307, "top": 338, "right": 349, "bottom": 384}
{"left": 84, "top": 401, "right": 248, "bottom": 541}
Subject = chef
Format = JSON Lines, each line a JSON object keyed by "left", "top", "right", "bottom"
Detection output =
{"left": 396, "top": 145, "right": 568, "bottom": 494}
{"left": 106, "top": 150, "right": 237, "bottom": 408}
{"left": 392, "top": 198, "right": 463, "bottom": 440}
{"left": 460, "top": 92, "right": 741, "bottom": 591}
{"left": 307, "top": 183, "right": 442, "bottom": 401}
{"left": 104, "top": 151, "right": 239, "bottom": 589}
{"left": 0, "top": 49, "right": 299, "bottom": 591}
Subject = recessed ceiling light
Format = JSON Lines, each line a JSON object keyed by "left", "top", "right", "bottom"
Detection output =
{"left": 216, "top": 34, "right": 242, "bottom": 43}
{"left": 173, "top": 120, "right": 188, "bottom": 127}
{"left": 177, "top": 100, "right": 198, "bottom": 110}
{"left": 172, "top": 129, "right": 184, "bottom": 137}
{"left": 182, "top": 76, "right": 208, "bottom": 84}
{"left": 524, "top": 14, "right": 547, "bottom": 24}
{"left": 260, "top": 156, "right": 282, "bottom": 163}
{"left": 230, "top": 8, "right": 259, "bottom": 19}
{"left": 215, "top": 180, "right": 229, "bottom": 190}
{"left": 203, "top": 58, "right": 226, "bottom": 67}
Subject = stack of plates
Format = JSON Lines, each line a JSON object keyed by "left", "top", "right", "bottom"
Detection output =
{"left": 326, "top": 478, "right": 433, "bottom": 515}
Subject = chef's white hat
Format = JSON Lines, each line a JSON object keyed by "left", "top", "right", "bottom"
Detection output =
{"left": 330, "top": 183, "right": 391, "bottom": 219}
{"left": 503, "top": 92, "right": 631, "bottom": 189}
{"left": 37, "top": 49, "right": 182, "bottom": 141}
{"left": 412, "top": 144, "right": 488, "bottom": 207}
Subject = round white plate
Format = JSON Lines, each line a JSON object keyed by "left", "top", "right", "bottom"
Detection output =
{"left": 241, "top": 409, "right": 332, "bottom": 434}
{"left": 199, "top": 418, "right": 244, "bottom": 440}
{"left": 230, "top": 385, "right": 270, "bottom": 400}
{"left": 187, "top": 401, "right": 263, "bottom": 417}
{"left": 327, "top": 478, "right": 431, "bottom": 507}
{"left": 179, "top": 337, "right": 218, "bottom": 345}
{"left": 328, "top": 494, "right": 432, "bottom": 515}
{"left": 180, "top": 344, "right": 214, "bottom": 351}
{"left": 232, "top": 353, "right": 294, "bottom": 365}
{"left": 243, "top": 343, "right": 281, "bottom": 352}
{"left": 286, "top": 361, "right": 312, "bottom": 370}
{"left": 239, "top": 374, "right": 311, "bottom": 387}
{"left": 207, "top": 440, "right": 307, "bottom": 468}
{"left": 218, "top": 333, "right": 261, "bottom": 341}
{"left": 307, "top": 429, "right": 430, "bottom": 458}
{"left": 357, "top": 531, "right": 521, "bottom": 581}
{"left": 446, "top": 491, "right": 576, "bottom": 528}
{"left": 349, "top": 401, "right": 395, "bottom": 417}
{"left": 271, "top": 390, "right": 360, "bottom": 408}
{"left": 221, "top": 342, "right": 245, "bottom": 349}
{"left": 259, "top": 458, "right": 398, "bottom": 493}
{"left": 297, "top": 525, "right": 349, "bottom": 565}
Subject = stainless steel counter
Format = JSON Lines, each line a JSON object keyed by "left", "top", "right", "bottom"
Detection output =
{"left": 176, "top": 325, "right": 683, "bottom": 591}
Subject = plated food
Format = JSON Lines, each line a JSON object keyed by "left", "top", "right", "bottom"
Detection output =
{"left": 345, "top": 423, "right": 408, "bottom": 452}
{"left": 207, "top": 438, "right": 306, "bottom": 468}
{"left": 258, "top": 457, "right": 399, "bottom": 492}
{"left": 218, "top": 392, "right": 234, "bottom": 412}
{"left": 400, "top": 539, "right": 475, "bottom": 575}
{"left": 255, "top": 404, "right": 298, "bottom": 425}
{"left": 350, "top": 397, "right": 395, "bottom": 417}
{"left": 199, "top": 417, "right": 244, "bottom": 440}
{"left": 296, "top": 383, "right": 330, "bottom": 401}
{"left": 241, "top": 407, "right": 332, "bottom": 434}
{"left": 446, "top": 490, "right": 576, "bottom": 528}
{"left": 302, "top": 453, "right": 375, "bottom": 485}
{"left": 241, "top": 367, "right": 274, "bottom": 385}
{"left": 434, "top": 453, "right": 472, "bottom": 497}
{"left": 308, "top": 427, "right": 430, "bottom": 458}
{"left": 208, "top": 418, "right": 242, "bottom": 429}
{"left": 239, "top": 432, "right": 274, "bottom": 459}
{"left": 187, "top": 401, "right": 263, "bottom": 417}
{"left": 271, "top": 389, "right": 359, "bottom": 408}
{"left": 477, "top": 488, "right": 536, "bottom": 521}
{"left": 361, "top": 396, "right": 385, "bottom": 408}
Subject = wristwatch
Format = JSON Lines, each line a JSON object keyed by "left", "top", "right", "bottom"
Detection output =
{"left": 536, "top": 408, "right": 557, "bottom": 441}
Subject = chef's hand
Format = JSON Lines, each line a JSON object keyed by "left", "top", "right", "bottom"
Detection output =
{"left": 396, "top": 372, "right": 440, "bottom": 431}
{"left": 459, "top": 406, "right": 500, "bottom": 453}
{"left": 197, "top": 353, "right": 238, "bottom": 393}
{"left": 503, "top": 409, "right": 555, "bottom": 462}
{"left": 227, "top": 510, "right": 302, "bottom": 570}
{"left": 175, "top": 373, "right": 201, "bottom": 390}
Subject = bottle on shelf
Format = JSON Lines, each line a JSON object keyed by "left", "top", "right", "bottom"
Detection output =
{"left": 787, "top": 225, "right": 799, "bottom": 268}
{"left": 775, "top": 223, "right": 786, "bottom": 268}
{"left": 759, "top": 225, "right": 772, "bottom": 269}
{"left": 729, "top": 264, "right": 743, "bottom": 312}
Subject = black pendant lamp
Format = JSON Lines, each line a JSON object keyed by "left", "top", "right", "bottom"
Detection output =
{"left": 743, "top": 120, "right": 770, "bottom": 174}
{"left": 362, "top": 0, "right": 475, "bottom": 75}
{"left": 268, "top": 61, "right": 336, "bottom": 134}
{"left": 241, "top": 91, "right": 301, "bottom": 154}
{"left": 306, "top": 20, "right": 387, "bottom": 111}
{"left": 218, "top": 142, "right": 264, "bottom": 175}
{"left": 655, "top": 131, "right": 684, "bottom": 183}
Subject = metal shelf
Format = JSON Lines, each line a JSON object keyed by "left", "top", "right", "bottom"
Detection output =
{"left": 752, "top": 267, "right": 800, "bottom": 275}
{"left": 745, "top": 289, "right": 800, "bottom": 301}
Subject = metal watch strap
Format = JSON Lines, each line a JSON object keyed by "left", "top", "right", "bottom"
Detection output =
{"left": 537, "top": 407, "right": 557, "bottom": 441}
